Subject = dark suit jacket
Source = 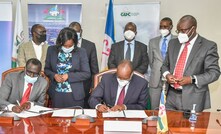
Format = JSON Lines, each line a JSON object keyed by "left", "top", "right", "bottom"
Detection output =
{"left": 108, "top": 40, "right": 148, "bottom": 74}
{"left": 0, "top": 71, "right": 47, "bottom": 106}
{"left": 81, "top": 39, "right": 99, "bottom": 89}
{"left": 161, "top": 35, "right": 220, "bottom": 112}
{"left": 44, "top": 46, "right": 91, "bottom": 101}
{"left": 88, "top": 73, "right": 148, "bottom": 110}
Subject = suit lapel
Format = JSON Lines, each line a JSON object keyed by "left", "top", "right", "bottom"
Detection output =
{"left": 29, "top": 80, "right": 40, "bottom": 100}
{"left": 110, "top": 75, "right": 118, "bottom": 105}
{"left": 40, "top": 44, "right": 47, "bottom": 62}
{"left": 29, "top": 42, "right": 37, "bottom": 58}
{"left": 81, "top": 39, "right": 86, "bottom": 48}
{"left": 123, "top": 77, "right": 135, "bottom": 104}
{"left": 185, "top": 36, "right": 202, "bottom": 72}
{"left": 172, "top": 41, "right": 182, "bottom": 72}
{"left": 19, "top": 72, "right": 25, "bottom": 100}
{"left": 132, "top": 41, "right": 139, "bottom": 62}
{"left": 155, "top": 37, "right": 162, "bottom": 61}
{"left": 119, "top": 42, "right": 124, "bottom": 61}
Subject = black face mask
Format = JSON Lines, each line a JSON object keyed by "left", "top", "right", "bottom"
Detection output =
{"left": 37, "top": 34, "right": 46, "bottom": 43}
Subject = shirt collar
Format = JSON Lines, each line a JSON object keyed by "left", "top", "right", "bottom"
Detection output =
{"left": 189, "top": 34, "right": 198, "bottom": 45}
{"left": 161, "top": 34, "right": 172, "bottom": 40}
{"left": 31, "top": 40, "right": 45, "bottom": 46}
{"left": 77, "top": 38, "right": 82, "bottom": 47}
{"left": 125, "top": 39, "right": 135, "bottom": 45}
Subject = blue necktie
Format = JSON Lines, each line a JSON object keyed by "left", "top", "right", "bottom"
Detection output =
{"left": 161, "top": 38, "right": 167, "bottom": 60}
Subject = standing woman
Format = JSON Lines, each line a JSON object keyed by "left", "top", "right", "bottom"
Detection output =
{"left": 44, "top": 27, "right": 90, "bottom": 108}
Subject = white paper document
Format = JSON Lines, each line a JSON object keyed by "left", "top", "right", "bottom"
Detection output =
{"left": 52, "top": 109, "right": 74, "bottom": 117}
{"left": 74, "top": 109, "right": 97, "bottom": 117}
{"left": 102, "top": 111, "right": 125, "bottom": 118}
{"left": 124, "top": 110, "right": 148, "bottom": 118}
{"left": 104, "top": 120, "right": 142, "bottom": 132}
{"left": 15, "top": 105, "right": 53, "bottom": 118}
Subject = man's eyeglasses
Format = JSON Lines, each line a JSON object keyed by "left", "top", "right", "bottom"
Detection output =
{"left": 26, "top": 70, "right": 40, "bottom": 77}
{"left": 34, "top": 30, "right": 46, "bottom": 35}
{"left": 176, "top": 25, "right": 193, "bottom": 34}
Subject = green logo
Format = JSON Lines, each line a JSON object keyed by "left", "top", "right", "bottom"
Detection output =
{"left": 120, "top": 11, "right": 139, "bottom": 17}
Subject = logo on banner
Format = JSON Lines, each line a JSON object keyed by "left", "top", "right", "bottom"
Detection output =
{"left": 120, "top": 8, "right": 139, "bottom": 17}
{"left": 43, "top": 5, "right": 65, "bottom": 21}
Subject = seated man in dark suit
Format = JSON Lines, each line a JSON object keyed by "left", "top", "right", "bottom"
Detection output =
{"left": 0, "top": 58, "right": 48, "bottom": 113}
{"left": 89, "top": 60, "right": 148, "bottom": 112}
{"left": 108, "top": 22, "right": 148, "bottom": 74}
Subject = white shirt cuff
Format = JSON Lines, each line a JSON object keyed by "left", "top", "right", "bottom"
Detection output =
{"left": 163, "top": 71, "right": 170, "bottom": 78}
{"left": 95, "top": 104, "right": 102, "bottom": 110}
{"left": 6, "top": 104, "right": 15, "bottom": 111}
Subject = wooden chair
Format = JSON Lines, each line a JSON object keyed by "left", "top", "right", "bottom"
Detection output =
{"left": 93, "top": 68, "right": 145, "bottom": 90}
{"left": 1, "top": 67, "right": 50, "bottom": 107}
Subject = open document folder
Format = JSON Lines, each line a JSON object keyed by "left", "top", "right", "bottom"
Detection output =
{"left": 102, "top": 110, "right": 148, "bottom": 118}
{"left": 52, "top": 109, "right": 97, "bottom": 117}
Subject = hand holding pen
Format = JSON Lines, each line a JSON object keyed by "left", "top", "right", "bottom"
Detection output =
{"left": 97, "top": 101, "right": 112, "bottom": 113}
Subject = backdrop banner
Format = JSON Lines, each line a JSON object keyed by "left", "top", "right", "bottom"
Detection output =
{"left": 28, "top": 3, "right": 82, "bottom": 45}
{"left": 0, "top": 2, "right": 13, "bottom": 84}
{"left": 114, "top": 2, "right": 160, "bottom": 45}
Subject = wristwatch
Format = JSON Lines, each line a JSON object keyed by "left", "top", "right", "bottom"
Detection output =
{"left": 191, "top": 76, "right": 196, "bottom": 84}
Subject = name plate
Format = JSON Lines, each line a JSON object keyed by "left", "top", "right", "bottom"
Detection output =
{"left": 104, "top": 120, "right": 142, "bottom": 132}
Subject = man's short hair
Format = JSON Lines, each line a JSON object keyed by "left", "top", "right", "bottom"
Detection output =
{"left": 69, "top": 22, "right": 81, "bottom": 29}
{"left": 31, "top": 24, "right": 42, "bottom": 35}
{"left": 161, "top": 17, "right": 173, "bottom": 26}
{"left": 26, "top": 58, "right": 42, "bottom": 71}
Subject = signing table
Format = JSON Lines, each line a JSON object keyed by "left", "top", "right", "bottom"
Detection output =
{"left": 0, "top": 110, "right": 221, "bottom": 134}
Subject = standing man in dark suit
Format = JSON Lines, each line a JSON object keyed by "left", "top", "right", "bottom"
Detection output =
{"left": 89, "top": 60, "right": 148, "bottom": 112}
{"left": 69, "top": 22, "right": 99, "bottom": 108}
{"left": 161, "top": 15, "right": 220, "bottom": 112}
{"left": 108, "top": 22, "right": 148, "bottom": 74}
{"left": 148, "top": 17, "right": 176, "bottom": 110}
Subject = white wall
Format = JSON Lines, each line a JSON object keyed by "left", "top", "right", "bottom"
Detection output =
{"left": 8, "top": 0, "right": 221, "bottom": 111}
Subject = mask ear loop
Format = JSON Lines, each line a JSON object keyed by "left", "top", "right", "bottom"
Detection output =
{"left": 187, "top": 26, "right": 195, "bottom": 39}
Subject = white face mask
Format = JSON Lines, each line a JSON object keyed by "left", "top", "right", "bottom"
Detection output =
{"left": 77, "top": 32, "right": 81, "bottom": 40}
{"left": 24, "top": 75, "right": 38, "bottom": 84}
{"left": 62, "top": 46, "right": 74, "bottom": 53}
{"left": 178, "top": 33, "right": 189, "bottom": 43}
{"left": 178, "top": 26, "right": 194, "bottom": 44}
{"left": 160, "top": 29, "right": 170, "bottom": 37}
{"left": 117, "top": 78, "right": 130, "bottom": 87}
{"left": 124, "top": 30, "right": 135, "bottom": 41}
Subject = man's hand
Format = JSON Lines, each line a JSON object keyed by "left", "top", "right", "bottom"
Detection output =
{"left": 177, "top": 76, "right": 192, "bottom": 86}
{"left": 54, "top": 74, "right": 63, "bottom": 83}
{"left": 166, "top": 74, "right": 177, "bottom": 84}
{"left": 21, "top": 102, "right": 31, "bottom": 110}
{"left": 110, "top": 105, "right": 125, "bottom": 111}
{"left": 12, "top": 105, "right": 23, "bottom": 113}
{"left": 97, "top": 104, "right": 110, "bottom": 113}
{"left": 61, "top": 74, "right": 68, "bottom": 82}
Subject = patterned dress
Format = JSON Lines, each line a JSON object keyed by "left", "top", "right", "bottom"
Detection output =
{"left": 56, "top": 51, "right": 72, "bottom": 92}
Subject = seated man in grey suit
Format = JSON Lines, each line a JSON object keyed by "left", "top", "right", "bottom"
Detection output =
{"left": 89, "top": 60, "right": 148, "bottom": 112}
{"left": 0, "top": 58, "right": 48, "bottom": 113}
{"left": 108, "top": 22, "right": 148, "bottom": 74}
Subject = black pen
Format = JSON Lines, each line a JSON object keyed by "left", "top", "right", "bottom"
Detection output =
{"left": 122, "top": 110, "right": 126, "bottom": 118}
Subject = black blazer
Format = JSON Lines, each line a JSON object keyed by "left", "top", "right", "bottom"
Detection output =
{"left": 44, "top": 45, "right": 91, "bottom": 100}
{"left": 108, "top": 40, "right": 148, "bottom": 74}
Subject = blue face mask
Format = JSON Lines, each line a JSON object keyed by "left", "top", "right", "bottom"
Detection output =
{"left": 24, "top": 75, "right": 38, "bottom": 84}
{"left": 61, "top": 46, "right": 74, "bottom": 53}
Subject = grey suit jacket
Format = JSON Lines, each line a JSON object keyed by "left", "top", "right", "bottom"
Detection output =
{"left": 149, "top": 35, "right": 176, "bottom": 88}
{"left": 88, "top": 73, "right": 148, "bottom": 110}
{"left": 108, "top": 40, "right": 148, "bottom": 74}
{"left": 161, "top": 35, "right": 220, "bottom": 111}
{"left": 18, "top": 41, "right": 48, "bottom": 70}
{"left": 0, "top": 71, "right": 48, "bottom": 106}
{"left": 81, "top": 39, "right": 99, "bottom": 88}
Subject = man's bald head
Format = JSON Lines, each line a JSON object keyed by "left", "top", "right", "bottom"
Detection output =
{"left": 116, "top": 60, "right": 133, "bottom": 80}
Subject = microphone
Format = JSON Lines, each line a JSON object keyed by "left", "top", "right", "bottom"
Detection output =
{"left": 0, "top": 104, "right": 20, "bottom": 121}
{"left": 71, "top": 106, "right": 95, "bottom": 123}
{"left": 142, "top": 107, "right": 158, "bottom": 124}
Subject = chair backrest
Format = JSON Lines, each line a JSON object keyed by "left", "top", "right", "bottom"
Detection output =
{"left": 93, "top": 68, "right": 145, "bottom": 89}
{"left": 1, "top": 67, "right": 50, "bottom": 107}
